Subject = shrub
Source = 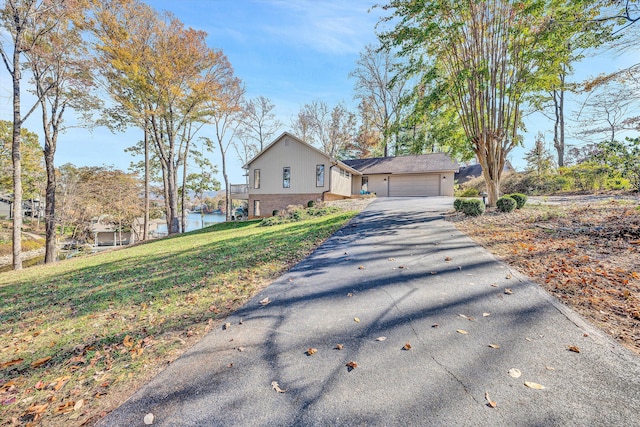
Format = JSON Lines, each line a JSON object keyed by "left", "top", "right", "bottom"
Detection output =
{"left": 458, "top": 187, "right": 480, "bottom": 197}
{"left": 307, "top": 200, "right": 315, "bottom": 208}
{"left": 461, "top": 199, "right": 485, "bottom": 216}
{"left": 453, "top": 198, "right": 465, "bottom": 212}
{"left": 272, "top": 210, "right": 280, "bottom": 217}
{"left": 507, "top": 193, "right": 528, "bottom": 209}
{"left": 496, "top": 196, "right": 517, "bottom": 212}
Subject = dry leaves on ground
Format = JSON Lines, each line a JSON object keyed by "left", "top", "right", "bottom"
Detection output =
{"left": 452, "top": 197, "right": 640, "bottom": 354}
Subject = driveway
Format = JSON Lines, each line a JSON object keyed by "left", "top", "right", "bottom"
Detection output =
{"left": 99, "top": 197, "right": 640, "bottom": 426}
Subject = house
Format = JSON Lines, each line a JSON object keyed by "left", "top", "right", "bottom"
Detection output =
{"left": 343, "top": 154, "right": 458, "bottom": 198}
{"left": 455, "top": 161, "right": 515, "bottom": 184}
{"left": 240, "top": 132, "right": 360, "bottom": 218}
{"left": 90, "top": 217, "right": 135, "bottom": 246}
{"left": 235, "top": 132, "right": 459, "bottom": 218}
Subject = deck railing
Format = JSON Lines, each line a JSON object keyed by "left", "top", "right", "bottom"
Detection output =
{"left": 230, "top": 184, "right": 249, "bottom": 194}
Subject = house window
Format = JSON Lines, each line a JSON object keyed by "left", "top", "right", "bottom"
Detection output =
{"left": 254, "top": 200, "right": 260, "bottom": 216}
{"left": 283, "top": 167, "right": 290, "bottom": 188}
{"left": 254, "top": 169, "right": 260, "bottom": 189}
{"left": 316, "top": 164, "right": 325, "bottom": 187}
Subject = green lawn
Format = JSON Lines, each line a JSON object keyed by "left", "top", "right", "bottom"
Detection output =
{"left": 0, "top": 211, "right": 356, "bottom": 426}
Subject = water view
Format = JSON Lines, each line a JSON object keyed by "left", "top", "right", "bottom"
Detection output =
{"left": 156, "top": 212, "right": 226, "bottom": 234}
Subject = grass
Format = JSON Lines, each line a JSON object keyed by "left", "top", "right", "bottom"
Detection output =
{"left": 0, "top": 210, "right": 357, "bottom": 426}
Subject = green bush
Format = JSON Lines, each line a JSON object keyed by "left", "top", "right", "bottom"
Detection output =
{"left": 453, "top": 198, "right": 465, "bottom": 212}
{"left": 272, "top": 210, "right": 280, "bottom": 217}
{"left": 457, "top": 187, "right": 480, "bottom": 197}
{"left": 496, "top": 196, "right": 517, "bottom": 212}
{"left": 507, "top": 193, "right": 528, "bottom": 209}
{"left": 307, "top": 200, "right": 315, "bottom": 208}
{"left": 461, "top": 199, "right": 485, "bottom": 216}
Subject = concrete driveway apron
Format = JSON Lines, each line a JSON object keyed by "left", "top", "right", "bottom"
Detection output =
{"left": 99, "top": 197, "right": 640, "bottom": 426}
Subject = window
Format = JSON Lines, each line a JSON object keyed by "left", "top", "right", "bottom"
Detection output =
{"left": 254, "top": 200, "right": 260, "bottom": 217}
{"left": 316, "top": 164, "right": 325, "bottom": 187}
{"left": 254, "top": 169, "right": 260, "bottom": 189}
{"left": 283, "top": 167, "right": 291, "bottom": 188}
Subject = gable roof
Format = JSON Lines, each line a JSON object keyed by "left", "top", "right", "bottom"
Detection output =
{"left": 342, "top": 153, "right": 459, "bottom": 175}
{"left": 455, "top": 161, "right": 515, "bottom": 184}
{"left": 243, "top": 131, "right": 361, "bottom": 175}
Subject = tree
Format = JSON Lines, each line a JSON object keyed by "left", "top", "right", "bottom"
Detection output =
{"left": 203, "top": 75, "right": 245, "bottom": 222}
{"left": 379, "top": 0, "right": 555, "bottom": 205}
{"left": 350, "top": 44, "right": 407, "bottom": 157}
{"left": 0, "top": 0, "right": 64, "bottom": 269}
{"left": 291, "top": 100, "right": 357, "bottom": 158}
{"left": 240, "top": 96, "right": 282, "bottom": 152}
{"left": 0, "top": 121, "right": 43, "bottom": 197}
{"left": 594, "top": 137, "right": 640, "bottom": 191}
{"left": 185, "top": 148, "right": 220, "bottom": 228}
{"left": 524, "top": 132, "right": 555, "bottom": 177}
{"left": 24, "top": 0, "right": 97, "bottom": 263}
{"left": 94, "top": 2, "right": 235, "bottom": 234}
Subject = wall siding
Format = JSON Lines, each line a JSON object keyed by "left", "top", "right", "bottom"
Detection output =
{"left": 249, "top": 136, "right": 330, "bottom": 194}
{"left": 330, "top": 167, "right": 352, "bottom": 197}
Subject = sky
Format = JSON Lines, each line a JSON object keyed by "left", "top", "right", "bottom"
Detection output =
{"left": 1, "top": 0, "right": 638, "bottom": 186}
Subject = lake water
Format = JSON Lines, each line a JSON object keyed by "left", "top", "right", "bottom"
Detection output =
{"left": 156, "top": 212, "right": 226, "bottom": 234}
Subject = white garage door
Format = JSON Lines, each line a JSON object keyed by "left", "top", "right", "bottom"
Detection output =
{"left": 389, "top": 174, "right": 440, "bottom": 197}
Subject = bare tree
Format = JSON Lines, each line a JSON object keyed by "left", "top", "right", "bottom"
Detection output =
{"left": 350, "top": 43, "right": 407, "bottom": 157}
{"left": 0, "top": 0, "right": 65, "bottom": 269}
{"left": 240, "top": 96, "right": 283, "bottom": 151}
{"left": 291, "top": 100, "right": 357, "bottom": 158}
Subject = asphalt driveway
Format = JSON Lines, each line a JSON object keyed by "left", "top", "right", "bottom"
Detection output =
{"left": 99, "top": 197, "right": 640, "bottom": 426}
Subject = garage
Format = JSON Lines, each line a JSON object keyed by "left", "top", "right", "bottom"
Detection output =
{"left": 388, "top": 174, "right": 440, "bottom": 197}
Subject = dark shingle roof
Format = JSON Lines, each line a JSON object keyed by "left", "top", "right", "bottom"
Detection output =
{"left": 342, "top": 153, "right": 458, "bottom": 175}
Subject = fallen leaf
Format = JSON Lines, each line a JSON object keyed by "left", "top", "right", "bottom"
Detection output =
{"left": 144, "top": 412, "right": 154, "bottom": 424}
{"left": 227, "top": 363, "right": 234, "bottom": 368}
{"left": 223, "top": 323, "right": 231, "bottom": 330}
{"left": 524, "top": 381, "right": 546, "bottom": 390}
{"left": 354, "top": 317, "right": 360, "bottom": 323}
{"left": 271, "top": 381, "right": 286, "bottom": 393}
{"left": 123, "top": 335, "right": 134, "bottom": 348}
{"left": 375, "top": 337, "right": 387, "bottom": 341}
{"left": 259, "top": 297, "right": 271, "bottom": 306}
{"left": 508, "top": 368, "right": 522, "bottom": 378}
{"left": 74, "top": 399, "right": 84, "bottom": 411}
{"left": 504, "top": 288, "right": 513, "bottom": 295}
{"left": 484, "top": 391, "right": 497, "bottom": 408}
{"left": 456, "top": 329, "right": 469, "bottom": 335}
{"left": 445, "top": 256, "right": 452, "bottom": 262}
{"left": 545, "top": 365, "right": 555, "bottom": 371}
{"left": 24, "top": 403, "right": 48, "bottom": 415}
{"left": 334, "top": 344, "right": 343, "bottom": 350}
{"left": 0, "top": 358, "right": 23, "bottom": 370}
{"left": 506, "top": 274, "right": 512, "bottom": 279}
{"left": 432, "top": 323, "right": 439, "bottom": 328}
{"left": 403, "top": 342, "right": 412, "bottom": 350}
{"left": 347, "top": 293, "right": 353, "bottom": 297}
{"left": 388, "top": 258, "right": 395, "bottom": 261}
{"left": 482, "top": 312, "right": 490, "bottom": 317}
{"left": 306, "top": 348, "right": 317, "bottom": 356}
{"left": 525, "top": 337, "right": 532, "bottom": 342}
{"left": 30, "top": 356, "right": 52, "bottom": 368}
{"left": 567, "top": 345, "right": 580, "bottom": 353}
{"left": 398, "top": 265, "right": 406, "bottom": 269}
{"left": 54, "top": 401, "right": 75, "bottom": 414}
{"left": 358, "top": 265, "right": 365, "bottom": 270}
{"left": 491, "top": 283, "right": 499, "bottom": 288}
{"left": 488, "top": 344, "right": 500, "bottom": 349}
{"left": 346, "top": 361, "right": 358, "bottom": 371}
{"left": 430, "top": 271, "right": 438, "bottom": 275}
{"left": 236, "top": 347, "right": 245, "bottom": 352}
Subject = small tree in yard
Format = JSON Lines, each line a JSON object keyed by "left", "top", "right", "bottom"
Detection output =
{"left": 595, "top": 138, "right": 640, "bottom": 191}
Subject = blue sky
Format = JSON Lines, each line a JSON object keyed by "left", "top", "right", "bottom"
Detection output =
{"left": 1, "top": 1, "right": 637, "bottom": 185}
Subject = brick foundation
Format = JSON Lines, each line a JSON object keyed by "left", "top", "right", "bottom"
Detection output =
{"left": 249, "top": 193, "right": 323, "bottom": 218}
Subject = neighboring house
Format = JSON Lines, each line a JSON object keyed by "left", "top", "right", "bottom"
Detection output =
{"left": 90, "top": 218, "right": 135, "bottom": 246}
{"left": 241, "top": 132, "right": 361, "bottom": 218}
{"left": 343, "top": 154, "right": 458, "bottom": 198}
{"left": 234, "top": 132, "right": 460, "bottom": 218}
{"left": 0, "top": 196, "right": 12, "bottom": 219}
{"left": 455, "top": 161, "right": 515, "bottom": 184}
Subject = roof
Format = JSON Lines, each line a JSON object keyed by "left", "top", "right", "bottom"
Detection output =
{"left": 342, "top": 153, "right": 459, "bottom": 175}
{"left": 243, "top": 131, "right": 361, "bottom": 175}
{"left": 455, "top": 161, "right": 515, "bottom": 184}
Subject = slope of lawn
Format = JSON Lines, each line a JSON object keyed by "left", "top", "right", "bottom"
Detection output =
{"left": 0, "top": 211, "right": 357, "bottom": 426}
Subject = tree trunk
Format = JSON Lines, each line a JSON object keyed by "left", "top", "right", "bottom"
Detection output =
{"left": 12, "top": 47, "right": 23, "bottom": 270}
{"left": 553, "top": 72, "right": 566, "bottom": 168}
{"left": 143, "top": 121, "right": 149, "bottom": 240}
{"left": 44, "top": 141, "right": 57, "bottom": 263}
